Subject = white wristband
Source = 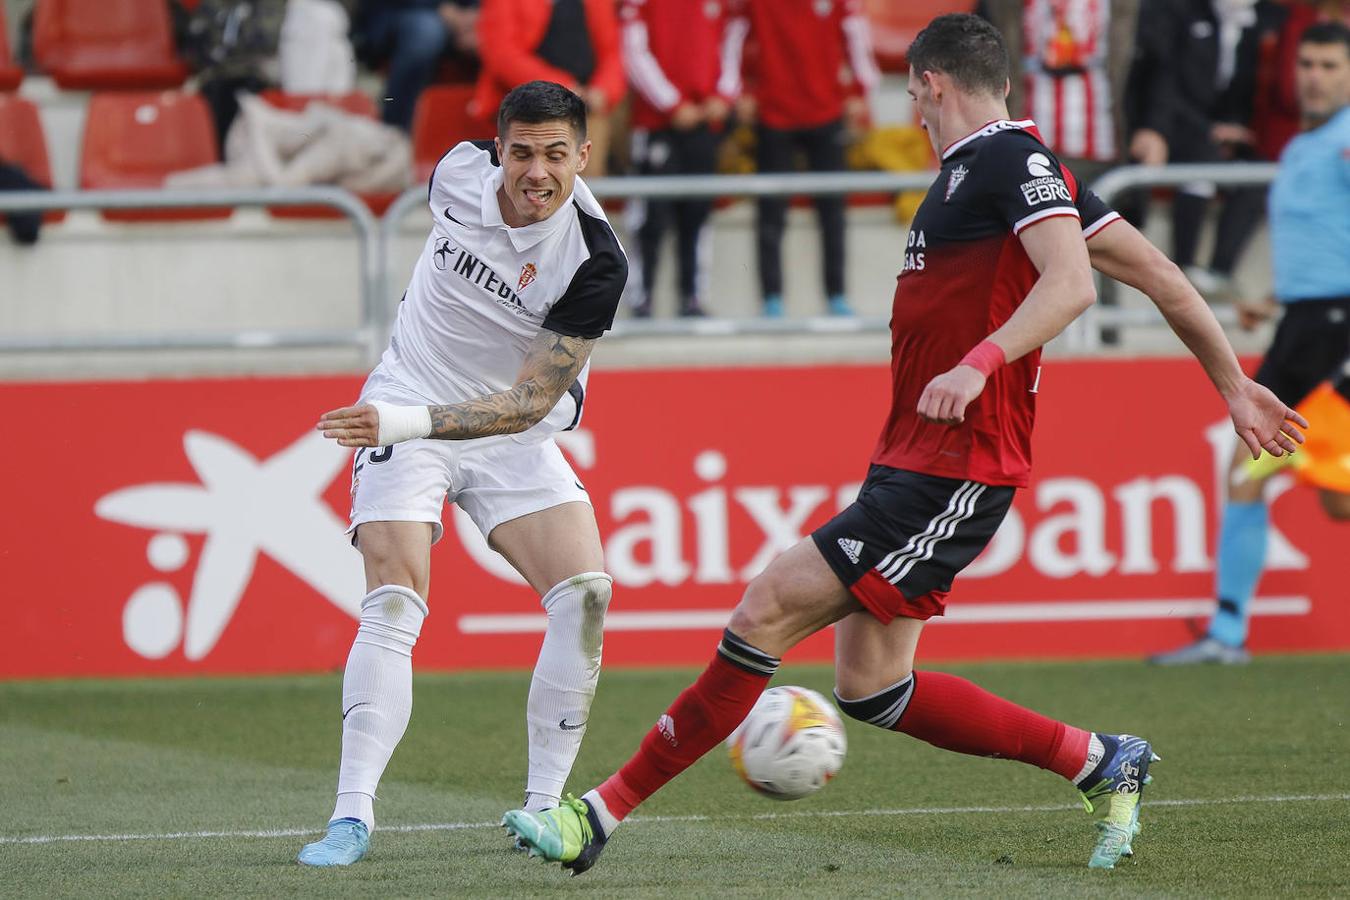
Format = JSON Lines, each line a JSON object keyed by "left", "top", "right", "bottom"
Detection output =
{"left": 369, "top": 400, "right": 433, "bottom": 446}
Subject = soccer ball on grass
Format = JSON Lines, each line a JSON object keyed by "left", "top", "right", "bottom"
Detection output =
{"left": 726, "top": 685, "right": 846, "bottom": 800}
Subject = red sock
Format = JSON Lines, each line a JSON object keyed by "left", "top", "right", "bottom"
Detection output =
{"left": 598, "top": 632, "right": 777, "bottom": 821}
{"left": 895, "top": 671, "right": 1091, "bottom": 781}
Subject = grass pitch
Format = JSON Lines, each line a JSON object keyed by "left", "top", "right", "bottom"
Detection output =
{"left": 4, "top": 655, "right": 1349, "bottom": 898}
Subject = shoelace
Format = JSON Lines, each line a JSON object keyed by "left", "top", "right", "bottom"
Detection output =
{"left": 561, "top": 793, "right": 594, "bottom": 844}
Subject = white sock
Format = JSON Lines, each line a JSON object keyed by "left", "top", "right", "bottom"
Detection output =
{"left": 333, "top": 792, "right": 374, "bottom": 828}
{"left": 330, "top": 584, "right": 428, "bottom": 831}
{"left": 582, "top": 788, "right": 618, "bottom": 838}
{"left": 1073, "top": 733, "right": 1107, "bottom": 785}
{"left": 524, "top": 792, "right": 557, "bottom": 813}
{"left": 524, "top": 573, "right": 612, "bottom": 802}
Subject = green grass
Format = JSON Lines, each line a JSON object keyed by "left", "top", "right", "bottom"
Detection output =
{"left": 4, "top": 656, "right": 1349, "bottom": 898}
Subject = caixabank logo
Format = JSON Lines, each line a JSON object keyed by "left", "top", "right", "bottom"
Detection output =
{"left": 4, "top": 361, "right": 1341, "bottom": 677}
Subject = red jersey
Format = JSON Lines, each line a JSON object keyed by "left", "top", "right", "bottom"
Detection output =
{"left": 619, "top": 0, "right": 743, "bottom": 131}
{"left": 738, "top": 0, "right": 879, "bottom": 130}
{"left": 872, "top": 120, "right": 1120, "bottom": 487}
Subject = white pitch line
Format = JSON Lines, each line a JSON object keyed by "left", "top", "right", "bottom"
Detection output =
{"left": 4, "top": 793, "right": 1346, "bottom": 846}
{"left": 457, "top": 596, "right": 1310, "bottom": 634}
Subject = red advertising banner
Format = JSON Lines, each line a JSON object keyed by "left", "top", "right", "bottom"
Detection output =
{"left": 5, "top": 359, "right": 1344, "bottom": 679}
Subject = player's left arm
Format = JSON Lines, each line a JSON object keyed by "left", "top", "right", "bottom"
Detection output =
{"left": 918, "top": 215, "right": 1095, "bottom": 425}
{"left": 1086, "top": 217, "right": 1306, "bottom": 457}
{"left": 317, "top": 328, "right": 596, "bottom": 447}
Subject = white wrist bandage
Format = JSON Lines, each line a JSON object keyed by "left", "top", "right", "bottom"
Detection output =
{"left": 369, "top": 400, "right": 433, "bottom": 446}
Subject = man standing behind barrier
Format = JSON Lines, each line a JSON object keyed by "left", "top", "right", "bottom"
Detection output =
{"left": 1153, "top": 21, "right": 1350, "bottom": 666}
{"left": 296, "top": 81, "right": 627, "bottom": 866}
{"left": 733, "top": 0, "right": 880, "bottom": 318}
{"left": 620, "top": 0, "right": 741, "bottom": 318}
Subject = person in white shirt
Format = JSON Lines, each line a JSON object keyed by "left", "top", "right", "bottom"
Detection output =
{"left": 297, "top": 80, "right": 628, "bottom": 867}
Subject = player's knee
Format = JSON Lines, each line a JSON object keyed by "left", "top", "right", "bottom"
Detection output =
{"left": 356, "top": 585, "right": 429, "bottom": 654}
{"left": 541, "top": 573, "right": 612, "bottom": 658}
{"left": 357, "top": 529, "right": 429, "bottom": 596}
{"left": 729, "top": 572, "right": 799, "bottom": 650}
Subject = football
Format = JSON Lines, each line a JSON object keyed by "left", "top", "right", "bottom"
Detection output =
{"left": 726, "top": 685, "right": 847, "bottom": 800}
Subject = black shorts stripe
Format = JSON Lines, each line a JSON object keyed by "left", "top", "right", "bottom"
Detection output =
{"left": 812, "top": 466, "right": 1014, "bottom": 605}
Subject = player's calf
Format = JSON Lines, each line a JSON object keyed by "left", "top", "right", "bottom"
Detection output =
{"left": 524, "top": 572, "right": 612, "bottom": 811}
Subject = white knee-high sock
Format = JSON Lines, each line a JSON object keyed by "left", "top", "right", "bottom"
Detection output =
{"left": 523, "top": 572, "right": 612, "bottom": 810}
{"left": 331, "top": 584, "right": 428, "bottom": 830}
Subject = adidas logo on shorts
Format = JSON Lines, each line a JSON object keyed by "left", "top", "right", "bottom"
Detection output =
{"left": 837, "top": 537, "right": 863, "bottom": 564}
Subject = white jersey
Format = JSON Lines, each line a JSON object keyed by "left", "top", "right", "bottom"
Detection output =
{"left": 361, "top": 141, "right": 627, "bottom": 442}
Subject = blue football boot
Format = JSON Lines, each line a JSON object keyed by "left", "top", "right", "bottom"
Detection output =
{"left": 296, "top": 817, "right": 369, "bottom": 867}
{"left": 1078, "top": 734, "right": 1160, "bottom": 869}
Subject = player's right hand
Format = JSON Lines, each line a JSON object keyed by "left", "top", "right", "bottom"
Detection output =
{"left": 917, "top": 365, "right": 987, "bottom": 426}
{"left": 317, "top": 404, "right": 381, "bottom": 447}
{"left": 1226, "top": 378, "right": 1308, "bottom": 460}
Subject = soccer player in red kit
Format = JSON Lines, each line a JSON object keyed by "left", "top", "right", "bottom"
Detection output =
{"left": 503, "top": 14, "right": 1307, "bottom": 872}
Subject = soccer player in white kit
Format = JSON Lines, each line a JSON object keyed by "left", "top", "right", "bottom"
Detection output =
{"left": 297, "top": 81, "right": 628, "bottom": 867}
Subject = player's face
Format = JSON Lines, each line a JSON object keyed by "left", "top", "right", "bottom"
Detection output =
{"left": 1295, "top": 41, "right": 1350, "bottom": 122}
{"left": 907, "top": 69, "right": 942, "bottom": 155}
{"left": 495, "top": 120, "right": 591, "bottom": 227}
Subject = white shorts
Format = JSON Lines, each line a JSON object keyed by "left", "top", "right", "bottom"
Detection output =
{"left": 347, "top": 435, "right": 590, "bottom": 543}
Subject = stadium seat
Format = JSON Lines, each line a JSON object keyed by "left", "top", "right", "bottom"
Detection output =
{"left": 33, "top": 0, "right": 188, "bottom": 90}
{"left": 411, "top": 84, "right": 493, "bottom": 183}
{"left": 0, "top": 94, "right": 63, "bottom": 223}
{"left": 80, "top": 91, "right": 228, "bottom": 221}
{"left": 257, "top": 90, "right": 399, "bottom": 218}
{"left": 862, "top": 0, "right": 976, "bottom": 72}
{"left": 0, "top": 6, "right": 24, "bottom": 91}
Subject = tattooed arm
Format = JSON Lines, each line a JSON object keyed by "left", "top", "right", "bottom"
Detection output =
{"left": 316, "top": 328, "right": 595, "bottom": 447}
{"left": 427, "top": 329, "right": 595, "bottom": 439}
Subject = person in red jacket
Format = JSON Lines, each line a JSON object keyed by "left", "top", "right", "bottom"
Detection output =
{"left": 621, "top": 0, "right": 744, "bottom": 317}
{"left": 474, "top": 0, "right": 626, "bottom": 174}
{"left": 735, "top": 0, "right": 879, "bottom": 317}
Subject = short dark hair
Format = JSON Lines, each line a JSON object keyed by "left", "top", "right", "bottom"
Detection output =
{"left": 497, "top": 81, "right": 587, "bottom": 141}
{"left": 907, "top": 13, "right": 1010, "bottom": 97}
{"left": 1298, "top": 20, "right": 1350, "bottom": 57}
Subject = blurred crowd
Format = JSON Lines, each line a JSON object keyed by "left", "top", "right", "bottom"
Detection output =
{"left": 2, "top": 0, "right": 1349, "bottom": 313}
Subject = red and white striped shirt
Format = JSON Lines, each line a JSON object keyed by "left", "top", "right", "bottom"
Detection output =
{"left": 1021, "top": 0, "right": 1116, "bottom": 162}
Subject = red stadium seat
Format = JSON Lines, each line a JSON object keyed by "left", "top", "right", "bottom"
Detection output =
{"left": 34, "top": 0, "right": 188, "bottom": 90}
{"left": 80, "top": 91, "right": 228, "bottom": 221}
{"left": 863, "top": 0, "right": 976, "bottom": 73}
{"left": 0, "top": 6, "right": 24, "bottom": 90}
{"left": 0, "top": 94, "right": 63, "bottom": 223}
{"left": 259, "top": 90, "right": 379, "bottom": 119}
{"left": 258, "top": 90, "right": 398, "bottom": 218}
{"left": 411, "top": 84, "right": 492, "bottom": 184}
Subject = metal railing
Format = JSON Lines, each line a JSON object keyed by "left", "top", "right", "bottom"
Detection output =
{"left": 1080, "top": 162, "right": 1279, "bottom": 348}
{"left": 1, "top": 163, "right": 1280, "bottom": 359}
{"left": 0, "top": 186, "right": 382, "bottom": 358}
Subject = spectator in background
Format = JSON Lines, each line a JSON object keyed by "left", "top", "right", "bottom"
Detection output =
{"left": 353, "top": 1, "right": 480, "bottom": 133}
{"left": 735, "top": 0, "right": 880, "bottom": 319}
{"left": 183, "top": 0, "right": 289, "bottom": 152}
{"left": 621, "top": 0, "right": 741, "bottom": 318}
{"left": 1134, "top": 0, "right": 1283, "bottom": 299}
{"left": 977, "top": 0, "right": 1143, "bottom": 197}
{"left": 474, "top": 0, "right": 625, "bottom": 175}
{"left": 1252, "top": 0, "right": 1350, "bottom": 162}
